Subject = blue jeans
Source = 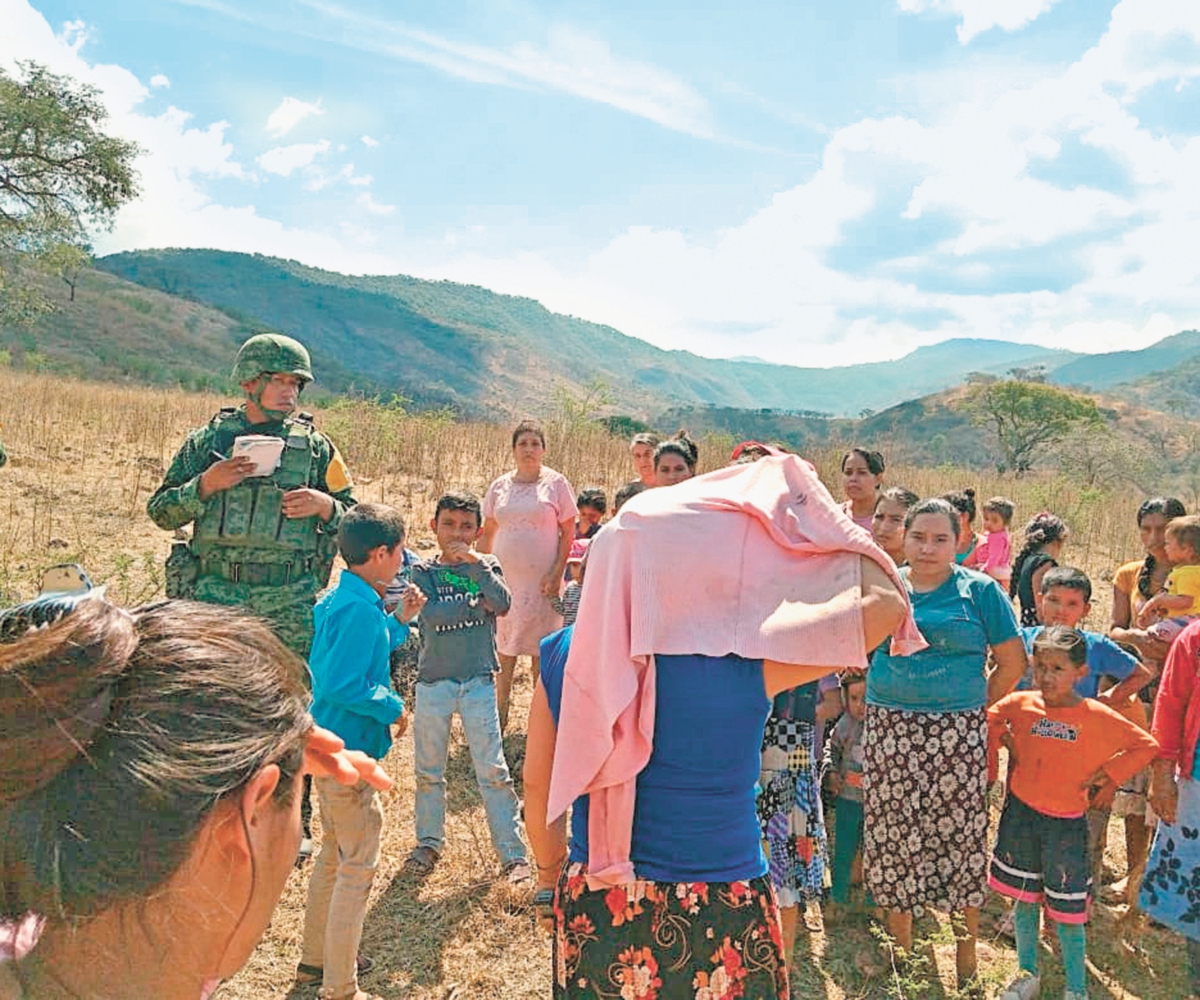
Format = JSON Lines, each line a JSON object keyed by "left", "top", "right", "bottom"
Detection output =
{"left": 414, "top": 674, "right": 526, "bottom": 865}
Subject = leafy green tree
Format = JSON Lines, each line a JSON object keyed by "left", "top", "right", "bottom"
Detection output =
{"left": 0, "top": 61, "right": 139, "bottom": 321}
{"left": 962, "top": 378, "right": 1102, "bottom": 473}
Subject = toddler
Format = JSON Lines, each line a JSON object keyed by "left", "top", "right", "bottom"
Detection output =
{"left": 551, "top": 539, "right": 587, "bottom": 626}
{"left": 824, "top": 672, "right": 868, "bottom": 920}
{"left": 989, "top": 626, "right": 1158, "bottom": 1000}
{"left": 575, "top": 487, "right": 607, "bottom": 539}
{"left": 1136, "top": 514, "right": 1200, "bottom": 643}
{"left": 966, "top": 495, "right": 1014, "bottom": 585}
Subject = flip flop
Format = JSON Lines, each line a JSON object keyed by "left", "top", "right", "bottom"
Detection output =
{"left": 294, "top": 954, "right": 374, "bottom": 985}
{"left": 404, "top": 846, "right": 439, "bottom": 876}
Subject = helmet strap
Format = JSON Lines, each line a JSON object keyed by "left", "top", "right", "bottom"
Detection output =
{"left": 247, "top": 377, "right": 294, "bottom": 423}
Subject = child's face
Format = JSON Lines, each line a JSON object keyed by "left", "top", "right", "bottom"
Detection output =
{"left": 982, "top": 510, "right": 1007, "bottom": 534}
{"left": 1039, "top": 585, "right": 1089, "bottom": 628}
{"left": 844, "top": 682, "right": 867, "bottom": 721}
{"left": 432, "top": 507, "right": 481, "bottom": 552}
{"left": 1033, "top": 648, "right": 1086, "bottom": 704}
{"left": 566, "top": 561, "right": 583, "bottom": 583}
{"left": 577, "top": 505, "right": 603, "bottom": 532}
{"left": 1164, "top": 534, "right": 1197, "bottom": 566}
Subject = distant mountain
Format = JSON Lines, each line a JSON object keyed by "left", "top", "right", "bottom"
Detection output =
{"left": 1050, "top": 330, "right": 1200, "bottom": 391}
{"left": 1116, "top": 350, "right": 1200, "bottom": 419}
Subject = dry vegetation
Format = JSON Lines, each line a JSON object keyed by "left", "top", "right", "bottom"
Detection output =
{"left": 0, "top": 367, "right": 1189, "bottom": 998}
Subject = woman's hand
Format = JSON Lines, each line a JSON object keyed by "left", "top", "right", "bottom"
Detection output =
{"left": 1150, "top": 764, "right": 1180, "bottom": 825}
{"left": 540, "top": 572, "right": 560, "bottom": 597}
{"left": 303, "top": 726, "right": 393, "bottom": 791}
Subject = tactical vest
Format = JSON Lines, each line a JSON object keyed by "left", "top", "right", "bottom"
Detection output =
{"left": 191, "top": 409, "right": 325, "bottom": 577}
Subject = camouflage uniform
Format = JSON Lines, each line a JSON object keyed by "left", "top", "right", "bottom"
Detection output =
{"left": 147, "top": 335, "right": 355, "bottom": 659}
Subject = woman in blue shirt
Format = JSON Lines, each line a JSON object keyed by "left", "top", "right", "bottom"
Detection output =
{"left": 863, "top": 498, "right": 1027, "bottom": 990}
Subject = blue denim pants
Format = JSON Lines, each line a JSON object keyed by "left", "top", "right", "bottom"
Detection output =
{"left": 413, "top": 673, "right": 526, "bottom": 865}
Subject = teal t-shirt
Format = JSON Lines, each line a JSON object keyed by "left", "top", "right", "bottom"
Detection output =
{"left": 868, "top": 565, "right": 1021, "bottom": 713}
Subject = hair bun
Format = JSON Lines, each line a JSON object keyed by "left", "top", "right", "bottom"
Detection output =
{"left": 964, "top": 487, "right": 976, "bottom": 499}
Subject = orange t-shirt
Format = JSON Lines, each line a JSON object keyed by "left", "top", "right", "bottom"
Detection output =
{"left": 987, "top": 691, "right": 1158, "bottom": 817}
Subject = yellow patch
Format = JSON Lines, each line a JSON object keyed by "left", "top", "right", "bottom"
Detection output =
{"left": 325, "top": 449, "right": 353, "bottom": 493}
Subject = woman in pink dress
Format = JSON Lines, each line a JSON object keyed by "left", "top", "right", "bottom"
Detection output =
{"left": 841, "top": 447, "right": 885, "bottom": 530}
{"left": 480, "top": 420, "right": 577, "bottom": 730}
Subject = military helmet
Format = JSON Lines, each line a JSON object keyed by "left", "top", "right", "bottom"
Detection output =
{"left": 231, "top": 333, "right": 314, "bottom": 385}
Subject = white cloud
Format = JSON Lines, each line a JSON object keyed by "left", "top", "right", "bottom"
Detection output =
{"left": 361, "top": 134, "right": 380, "bottom": 147}
{"left": 897, "top": 0, "right": 1062, "bottom": 43}
{"left": 264, "top": 95, "right": 323, "bottom": 137}
{"left": 357, "top": 192, "right": 396, "bottom": 216}
{"left": 257, "top": 139, "right": 331, "bottom": 176}
{"left": 149, "top": 73, "right": 170, "bottom": 88}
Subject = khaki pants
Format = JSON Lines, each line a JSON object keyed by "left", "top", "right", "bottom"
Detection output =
{"left": 300, "top": 777, "right": 384, "bottom": 996}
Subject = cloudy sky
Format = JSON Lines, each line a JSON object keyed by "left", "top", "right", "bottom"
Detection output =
{"left": 3, "top": 0, "right": 1199, "bottom": 365}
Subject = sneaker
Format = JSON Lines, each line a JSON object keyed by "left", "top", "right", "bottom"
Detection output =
{"left": 999, "top": 971, "right": 1041, "bottom": 1000}
{"left": 502, "top": 859, "right": 533, "bottom": 884}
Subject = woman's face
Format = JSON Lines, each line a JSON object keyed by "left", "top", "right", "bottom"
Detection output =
{"left": 1140, "top": 513, "right": 1171, "bottom": 559}
{"left": 655, "top": 453, "right": 692, "bottom": 487}
{"left": 871, "top": 498, "right": 908, "bottom": 559}
{"left": 842, "top": 454, "right": 882, "bottom": 502}
{"left": 631, "top": 442, "right": 656, "bottom": 483}
{"left": 513, "top": 432, "right": 545, "bottom": 471}
{"left": 903, "top": 513, "right": 958, "bottom": 575}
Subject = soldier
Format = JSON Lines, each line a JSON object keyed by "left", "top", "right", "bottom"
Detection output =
{"left": 147, "top": 332, "right": 355, "bottom": 658}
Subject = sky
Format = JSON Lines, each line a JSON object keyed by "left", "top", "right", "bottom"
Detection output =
{"left": 2, "top": 0, "right": 1199, "bottom": 367}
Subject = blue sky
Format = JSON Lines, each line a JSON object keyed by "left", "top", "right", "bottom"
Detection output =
{"left": 3, "top": 0, "right": 1199, "bottom": 365}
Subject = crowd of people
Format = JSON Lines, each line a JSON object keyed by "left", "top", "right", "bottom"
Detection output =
{"left": 2, "top": 332, "right": 1199, "bottom": 1000}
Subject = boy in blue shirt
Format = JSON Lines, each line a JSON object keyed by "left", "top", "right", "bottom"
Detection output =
{"left": 299, "top": 503, "right": 425, "bottom": 1000}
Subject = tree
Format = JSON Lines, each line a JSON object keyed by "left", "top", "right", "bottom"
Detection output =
{"left": 0, "top": 61, "right": 139, "bottom": 321}
{"left": 961, "top": 379, "right": 1102, "bottom": 473}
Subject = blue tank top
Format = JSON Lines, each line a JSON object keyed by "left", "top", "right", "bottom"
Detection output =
{"left": 539, "top": 626, "right": 770, "bottom": 882}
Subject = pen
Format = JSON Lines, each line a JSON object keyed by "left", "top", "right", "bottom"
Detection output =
{"left": 211, "top": 450, "right": 228, "bottom": 462}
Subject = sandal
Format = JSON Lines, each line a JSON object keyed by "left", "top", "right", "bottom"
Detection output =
{"left": 404, "top": 846, "right": 439, "bottom": 876}
{"left": 294, "top": 954, "right": 374, "bottom": 985}
{"left": 502, "top": 859, "right": 533, "bottom": 884}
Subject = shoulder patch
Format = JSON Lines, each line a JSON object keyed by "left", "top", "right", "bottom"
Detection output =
{"left": 325, "top": 447, "right": 353, "bottom": 493}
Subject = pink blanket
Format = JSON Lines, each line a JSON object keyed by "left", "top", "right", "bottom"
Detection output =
{"left": 546, "top": 453, "right": 926, "bottom": 888}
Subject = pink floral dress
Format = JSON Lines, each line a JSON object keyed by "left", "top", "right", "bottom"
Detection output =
{"left": 484, "top": 467, "right": 577, "bottom": 657}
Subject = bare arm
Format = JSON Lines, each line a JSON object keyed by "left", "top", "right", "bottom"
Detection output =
{"left": 541, "top": 517, "right": 576, "bottom": 596}
{"left": 523, "top": 680, "right": 568, "bottom": 890}
{"left": 1097, "top": 661, "right": 1154, "bottom": 707}
{"left": 987, "top": 636, "right": 1029, "bottom": 706}
{"left": 477, "top": 516, "right": 500, "bottom": 554}
{"left": 1110, "top": 584, "right": 1134, "bottom": 632}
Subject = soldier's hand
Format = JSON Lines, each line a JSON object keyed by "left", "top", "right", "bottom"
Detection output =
{"left": 282, "top": 488, "right": 335, "bottom": 522}
{"left": 198, "top": 456, "right": 256, "bottom": 499}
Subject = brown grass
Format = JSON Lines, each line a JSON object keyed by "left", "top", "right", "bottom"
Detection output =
{"left": 0, "top": 367, "right": 1188, "bottom": 998}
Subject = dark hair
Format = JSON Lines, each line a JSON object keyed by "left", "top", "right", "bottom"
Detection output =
{"left": 904, "top": 497, "right": 959, "bottom": 537}
{"left": 654, "top": 430, "right": 698, "bottom": 472}
{"left": 874, "top": 486, "right": 919, "bottom": 513}
{"left": 1136, "top": 497, "right": 1187, "bottom": 599}
{"left": 630, "top": 432, "right": 660, "bottom": 449}
{"left": 1009, "top": 512, "right": 1069, "bottom": 598}
{"left": 839, "top": 671, "right": 867, "bottom": 691}
{"left": 434, "top": 491, "right": 482, "bottom": 527}
{"left": 1166, "top": 515, "right": 1200, "bottom": 557}
{"left": 1040, "top": 566, "right": 1092, "bottom": 603}
{"left": 614, "top": 480, "right": 647, "bottom": 512}
{"left": 511, "top": 419, "right": 546, "bottom": 449}
{"left": 940, "top": 488, "right": 978, "bottom": 523}
{"left": 339, "top": 502, "right": 406, "bottom": 566}
{"left": 983, "top": 495, "right": 1015, "bottom": 525}
{"left": 841, "top": 447, "right": 885, "bottom": 476}
{"left": 1032, "top": 624, "right": 1088, "bottom": 668}
{"left": 0, "top": 600, "right": 310, "bottom": 923}
{"left": 577, "top": 487, "right": 607, "bottom": 514}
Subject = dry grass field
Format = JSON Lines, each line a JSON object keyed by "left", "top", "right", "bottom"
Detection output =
{"left": 0, "top": 367, "right": 1190, "bottom": 998}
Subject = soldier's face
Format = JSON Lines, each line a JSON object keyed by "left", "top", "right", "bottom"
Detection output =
{"left": 252, "top": 373, "right": 303, "bottom": 413}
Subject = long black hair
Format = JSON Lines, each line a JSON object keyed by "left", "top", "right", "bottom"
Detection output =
{"left": 1010, "top": 512, "right": 1068, "bottom": 598}
{"left": 1137, "top": 497, "right": 1187, "bottom": 600}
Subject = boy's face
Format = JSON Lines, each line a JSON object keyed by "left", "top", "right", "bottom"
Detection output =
{"left": 1033, "top": 649, "right": 1087, "bottom": 704}
{"left": 432, "top": 507, "right": 481, "bottom": 551}
{"left": 1164, "top": 534, "right": 1196, "bottom": 565}
{"left": 844, "top": 682, "right": 867, "bottom": 721}
{"left": 566, "top": 560, "right": 584, "bottom": 583}
{"left": 1039, "top": 585, "right": 1089, "bottom": 628}
{"left": 982, "top": 510, "right": 1006, "bottom": 534}
{"left": 577, "top": 504, "right": 603, "bottom": 532}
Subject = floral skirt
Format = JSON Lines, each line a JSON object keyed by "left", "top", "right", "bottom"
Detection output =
{"left": 553, "top": 863, "right": 789, "bottom": 999}
{"left": 757, "top": 717, "right": 829, "bottom": 907}
{"left": 862, "top": 705, "right": 989, "bottom": 912}
{"left": 1140, "top": 776, "right": 1200, "bottom": 941}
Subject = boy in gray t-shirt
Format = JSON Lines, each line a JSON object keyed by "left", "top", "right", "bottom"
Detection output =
{"left": 404, "top": 492, "right": 530, "bottom": 881}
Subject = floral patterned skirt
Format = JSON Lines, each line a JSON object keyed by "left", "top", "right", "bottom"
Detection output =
{"left": 757, "top": 717, "right": 829, "bottom": 907}
{"left": 862, "top": 705, "right": 989, "bottom": 913}
{"left": 1140, "top": 775, "right": 1200, "bottom": 941}
{"left": 553, "top": 863, "right": 789, "bottom": 999}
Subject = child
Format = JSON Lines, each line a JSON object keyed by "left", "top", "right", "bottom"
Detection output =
{"left": 299, "top": 503, "right": 425, "bottom": 999}
{"left": 1010, "top": 512, "right": 1069, "bottom": 626}
{"left": 989, "top": 626, "right": 1158, "bottom": 1000}
{"left": 613, "top": 479, "right": 647, "bottom": 513}
{"left": 404, "top": 491, "right": 530, "bottom": 882}
{"left": 575, "top": 487, "right": 607, "bottom": 538}
{"left": 551, "top": 538, "right": 587, "bottom": 626}
{"left": 824, "top": 672, "right": 868, "bottom": 921}
{"left": 966, "top": 495, "right": 1014, "bottom": 586}
{"left": 1135, "top": 514, "right": 1200, "bottom": 643}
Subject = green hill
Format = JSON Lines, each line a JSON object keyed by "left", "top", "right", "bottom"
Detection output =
{"left": 1050, "top": 330, "right": 1200, "bottom": 391}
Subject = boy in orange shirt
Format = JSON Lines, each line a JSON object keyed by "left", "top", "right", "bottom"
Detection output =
{"left": 988, "top": 626, "right": 1158, "bottom": 1000}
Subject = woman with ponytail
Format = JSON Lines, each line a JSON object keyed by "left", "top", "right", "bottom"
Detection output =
{"left": 0, "top": 598, "right": 389, "bottom": 1000}
{"left": 1111, "top": 497, "right": 1188, "bottom": 664}
{"left": 1010, "top": 512, "right": 1069, "bottom": 626}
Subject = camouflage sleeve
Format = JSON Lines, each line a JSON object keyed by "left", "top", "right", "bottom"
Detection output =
{"left": 146, "top": 426, "right": 215, "bottom": 530}
{"left": 314, "top": 433, "right": 356, "bottom": 529}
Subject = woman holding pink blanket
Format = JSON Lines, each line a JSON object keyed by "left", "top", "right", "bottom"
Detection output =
{"left": 522, "top": 452, "right": 921, "bottom": 997}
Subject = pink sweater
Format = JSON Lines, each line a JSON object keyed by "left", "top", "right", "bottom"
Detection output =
{"left": 546, "top": 453, "right": 926, "bottom": 888}
{"left": 965, "top": 529, "right": 1011, "bottom": 578}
